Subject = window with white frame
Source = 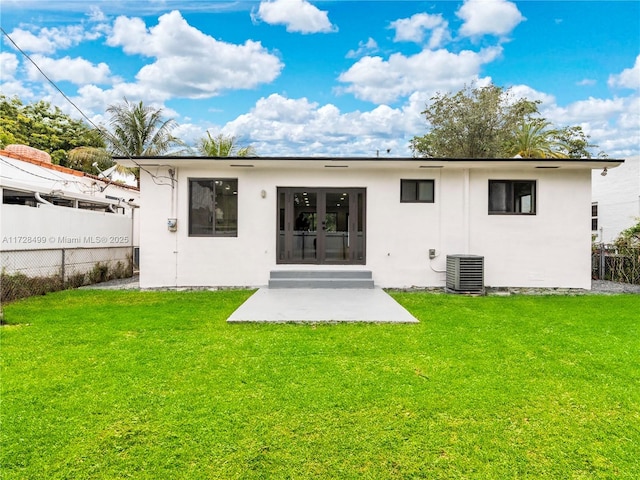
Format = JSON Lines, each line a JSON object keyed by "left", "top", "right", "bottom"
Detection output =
{"left": 189, "top": 178, "right": 238, "bottom": 236}
{"left": 488, "top": 180, "right": 536, "bottom": 214}
{"left": 592, "top": 202, "right": 598, "bottom": 231}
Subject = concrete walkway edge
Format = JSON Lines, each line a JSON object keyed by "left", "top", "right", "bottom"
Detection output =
{"left": 227, "top": 287, "right": 419, "bottom": 323}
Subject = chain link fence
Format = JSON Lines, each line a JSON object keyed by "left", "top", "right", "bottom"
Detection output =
{"left": 1, "top": 246, "right": 134, "bottom": 303}
{"left": 592, "top": 243, "right": 640, "bottom": 285}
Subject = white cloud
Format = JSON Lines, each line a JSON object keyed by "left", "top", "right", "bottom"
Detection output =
{"left": 555, "top": 97, "right": 626, "bottom": 123}
{"left": 218, "top": 86, "right": 639, "bottom": 158}
{"left": 171, "top": 122, "right": 206, "bottom": 148}
{"left": 389, "top": 13, "right": 450, "bottom": 49}
{"left": 505, "top": 84, "right": 638, "bottom": 157}
{"left": 338, "top": 47, "right": 502, "bottom": 104}
{"left": 457, "top": 0, "right": 525, "bottom": 37}
{"left": 222, "top": 93, "right": 421, "bottom": 156}
{"left": 346, "top": 38, "right": 379, "bottom": 59}
{"left": 107, "top": 10, "right": 283, "bottom": 98}
{"left": 508, "top": 84, "right": 557, "bottom": 106}
{"left": 608, "top": 55, "right": 640, "bottom": 90}
{"left": 4, "top": 24, "right": 98, "bottom": 54}
{"left": 255, "top": 0, "right": 336, "bottom": 34}
{"left": 0, "top": 52, "right": 19, "bottom": 81}
{"left": 4, "top": 28, "right": 59, "bottom": 54}
{"left": 105, "top": 16, "right": 151, "bottom": 55}
{"left": 0, "top": 80, "right": 34, "bottom": 100}
{"left": 74, "top": 82, "right": 171, "bottom": 114}
{"left": 88, "top": 5, "right": 107, "bottom": 22}
{"left": 576, "top": 79, "right": 596, "bottom": 87}
{"left": 26, "top": 55, "right": 114, "bottom": 85}
{"left": 538, "top": 93, "right": 638, "bottom": 157}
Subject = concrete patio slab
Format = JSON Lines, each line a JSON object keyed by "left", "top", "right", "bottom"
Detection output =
{"left": 227, "top": 287, "right": 419, "bottom": 323}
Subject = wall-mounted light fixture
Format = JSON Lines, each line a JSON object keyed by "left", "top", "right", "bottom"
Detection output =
{"left": 261, "top": 189, "right": 267, "bottom": 198}
{"left": 601, "top": 167, "right": 608, "bottom": 177}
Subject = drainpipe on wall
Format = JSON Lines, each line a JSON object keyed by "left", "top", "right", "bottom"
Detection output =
{"left": 34, "top": 191, "right": 53, "bottom": 206}
{"left": 463, "top": 168, "right": 470, "bottom": 254}
{"left": 169, "top": 167, "right": 179, "bottom": 288}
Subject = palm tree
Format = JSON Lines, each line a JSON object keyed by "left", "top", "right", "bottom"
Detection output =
{"left": 67, "top": 146, "right": 114, "bottom": 173}
{"left": 198, "top": 132, "right": 256, "bottom": 157}
{"left": 506, "top": 121, "right": 569, "bottom": 158}
{"left": 104, "top": 98, "right": 185, "bottom": 156}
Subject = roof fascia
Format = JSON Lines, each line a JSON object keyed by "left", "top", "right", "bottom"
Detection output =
{"left": 115, "top": 156, "right": 625, "bottom": 170}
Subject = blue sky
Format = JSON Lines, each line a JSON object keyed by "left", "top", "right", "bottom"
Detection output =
{"left": 1, "top": 0, "right": 639, "bottom": 157}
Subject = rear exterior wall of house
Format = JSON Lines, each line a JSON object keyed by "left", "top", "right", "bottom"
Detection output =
{"left": 138, "top": 165, "right": 591, "bottom": 289}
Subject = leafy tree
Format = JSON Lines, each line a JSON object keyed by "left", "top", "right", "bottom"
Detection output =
{"left": 197, "top": 132, "right": 256, "bottom": 157}
{"left": 410, "top": 84, "right": 539, "bottom": 158}
{"left": 615, "top": 218, "right": 640, "bottom": 247}
{"left": 553, "top": 125, "right": 600, "bottom": 158}
{"left": 103, "top": 98, "right": 185, "bottom": 156}
{"left": 410, "top": 84, "right": 603, "bottom": 159}
{"left": 0, "top": 95, "right": 105, "bottom": 167}
{"left": 67, "top": 146, "right": 115, "bottom": 174}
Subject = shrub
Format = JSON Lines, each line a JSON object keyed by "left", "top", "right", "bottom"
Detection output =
{"left": 1, "top": 271, "right": 64, "bottom": 303}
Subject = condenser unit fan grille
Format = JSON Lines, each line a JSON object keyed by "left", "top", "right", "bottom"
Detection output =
{"left": 446, "top": 255, "right": 484, "bottom": 294}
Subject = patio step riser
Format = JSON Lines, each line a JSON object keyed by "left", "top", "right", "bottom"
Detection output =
{"left": 269, "top": 270, "right": 374, "bottom": 288}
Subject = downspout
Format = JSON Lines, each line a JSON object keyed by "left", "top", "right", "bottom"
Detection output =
{"left": 430, "top": 168, "right": 446, "bottom": 274}
{"left": 169, "top": 168, "right": 178, "bottom": 288}
{"left": 130, "top": 203, "right": 138, "bottom": 275}
{"left": 463, "top": 168, "right": 470, "bottom": 254}
{"left": 34, "top": 192, "right": 53, "bottom": 206}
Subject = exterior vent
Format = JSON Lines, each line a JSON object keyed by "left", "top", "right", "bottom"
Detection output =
{"left": 446, "top": 255, "right": 484, "bottom": 294}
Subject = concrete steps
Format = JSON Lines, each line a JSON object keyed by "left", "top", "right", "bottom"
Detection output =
{"left": 268, "top": 270, "right": 374, "bottom": 289}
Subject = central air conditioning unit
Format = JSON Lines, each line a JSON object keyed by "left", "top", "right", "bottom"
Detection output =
{"left": 446, "top": 254, "right": 485, "bottom": 294}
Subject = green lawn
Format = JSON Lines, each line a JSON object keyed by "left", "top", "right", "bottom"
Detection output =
{"left": 1, "top": 290, "right": 639, "bottom": 479}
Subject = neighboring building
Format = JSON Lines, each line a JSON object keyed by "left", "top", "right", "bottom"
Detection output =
{"left": 1, "top": 146, "right": 140, "bottom": 282}
{"left": 119, "top": 156, "right": 622, "bottom": 290}
{"left": 592, "top": 156, "right": 640, "bottom": 243}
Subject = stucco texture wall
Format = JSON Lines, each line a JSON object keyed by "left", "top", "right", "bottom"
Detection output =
{"left": 138, "top": 164, "right": 593, "bottom": 289}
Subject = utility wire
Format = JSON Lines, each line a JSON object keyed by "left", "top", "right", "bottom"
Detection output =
{"left": 1, "top": 26, "right": 106, "bottom": 134}
{"left": 0, "top": 27, "right": 176, "bottom": 187}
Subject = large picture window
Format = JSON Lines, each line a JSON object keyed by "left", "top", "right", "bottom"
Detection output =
{"left": 189, "top": 178, "right": 238, "bottom": 236}
{"left": 401, "top": 179, "right": 435, "bottom": 203}
{"left": 489, "top": 180, "right": 536, "bottom": 215}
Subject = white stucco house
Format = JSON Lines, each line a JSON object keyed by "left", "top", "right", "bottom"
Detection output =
{"left": 592, "top": 156, "right": 639, "bottom": 243}
{"left": 119, "top": 156, "right": 622, "bottom": 290}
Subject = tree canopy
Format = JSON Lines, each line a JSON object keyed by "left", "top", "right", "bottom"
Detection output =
{"left": 410, "top": 84, "right": 600, "bottom": 159}
{"left": 0, "top": 95, "right": 105, "bottom": 167}
{"left": 615, "top": 218, "right": 640, "bottom": 247}
{"left": 505, "top": 120, "right": 568, "bottom": 158}
{"left": 197, "top": 132, "right": 256, "bottom": 157}
{"left": 104, "top": 98, "right": 185, "bottom": 157}
{"left": 0, "top": 96, "right": 187, "bottom": 176}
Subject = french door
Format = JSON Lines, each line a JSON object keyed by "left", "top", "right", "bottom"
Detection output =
{"left": 277, "top": 187, "right": 366, "bottom": 264}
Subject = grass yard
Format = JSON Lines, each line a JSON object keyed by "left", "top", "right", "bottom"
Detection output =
{"left": 1, "top": 290, "right": 639, "bottom": 479}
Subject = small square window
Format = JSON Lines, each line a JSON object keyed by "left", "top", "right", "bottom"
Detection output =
{"left": 488, "top": 180, "right": 536, "bottom": 215}
{"left": 401, "top": 179, "right": 434, "bottom": 203}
